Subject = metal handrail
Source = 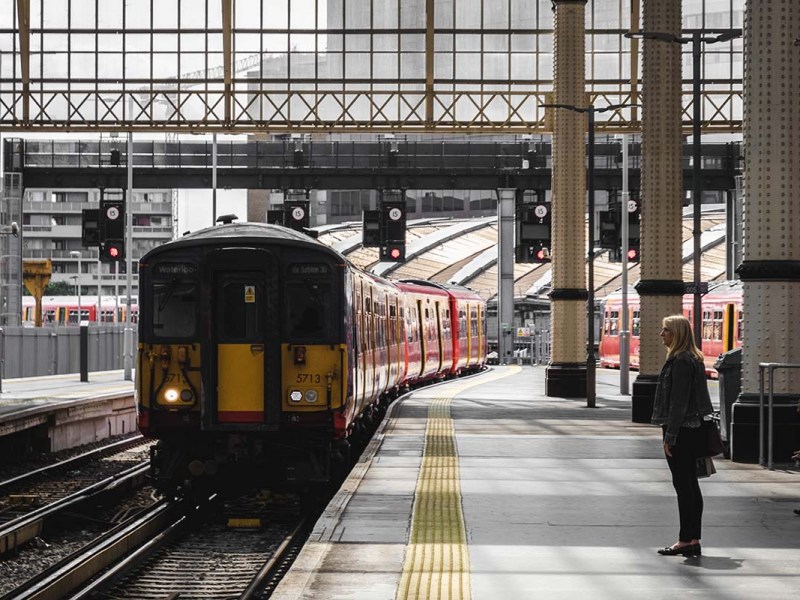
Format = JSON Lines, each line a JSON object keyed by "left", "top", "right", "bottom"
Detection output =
{"left": 758, "top": 362, "right": 800, "bottom": 469}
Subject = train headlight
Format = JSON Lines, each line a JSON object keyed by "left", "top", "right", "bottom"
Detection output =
{"left": 304, "top": 389, "right": 319, "bottom": 403}
{"left": 164, "top": 388, "right": 179, "bottom": 403}
{"left": 289, "top": 390, "right": 303, "bottom": 403}
{"left": 179, "top": 389, "right": 193, "bottom": 402}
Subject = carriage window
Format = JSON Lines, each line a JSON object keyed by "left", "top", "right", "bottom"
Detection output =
{"left": 737, "top": 310, "right": 743, "bottom": 342}
{"left": 632, "top": 311, "right": 641, "bottom": 337}
{"left": 712, "top": 310, "right": 723, "bottom": 341}
{"left": 702, "top": 310, "right": 713, "bottom": 340}
{"left": 286, "top": 280, "right": 331, "bottom": 338}
{"left": 218, "top": 281, "right": 265, "bottom": 341}
{"left": 609, "top": 310, "right": 619, "bottom": 336}
{"left": 152, "top": 277, "right": 197, "bottom": 338}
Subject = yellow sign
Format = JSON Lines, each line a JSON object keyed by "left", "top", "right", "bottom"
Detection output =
{"left": 23, "top": 259, "right": 52, "bottom": 327}
{"left": 244, "top": 285, "right": 256, "bottom": 303}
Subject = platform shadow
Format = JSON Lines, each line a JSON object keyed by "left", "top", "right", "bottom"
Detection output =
{"left": 682, "top": 555, "right": 745, "bottom": 570}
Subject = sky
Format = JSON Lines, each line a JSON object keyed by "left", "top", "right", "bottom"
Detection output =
{"left": 177, "top": 188, "right": 248, "bottom": 234}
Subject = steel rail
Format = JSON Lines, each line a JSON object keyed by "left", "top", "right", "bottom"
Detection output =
{"left": 4, "top": 497, "right": 196, "bottom": 600}
{"left": 0, "top": 461, "right": 149, "bottom": 556}
{"left": 0, "top": 434, "right": 144, "bottom": 494}
{"left": 239, "top": 518, "right": 309, "bottom": 599}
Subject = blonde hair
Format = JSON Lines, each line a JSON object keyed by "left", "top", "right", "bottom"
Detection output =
{"left": 662, "top": 314, "right": 704, "bottom": 362}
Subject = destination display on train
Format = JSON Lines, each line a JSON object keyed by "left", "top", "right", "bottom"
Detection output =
{"left": 289, "top": 263, "right": 330, "bottom": 276}
{"left": 153, "top": 262, "right": 199, "bottom": 276}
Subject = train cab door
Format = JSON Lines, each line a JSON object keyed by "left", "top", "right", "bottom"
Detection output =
{"left": 434, "top": 300, "right": 444, "bottom": 373}
{"left": 207, "top": 249, "right": 280, "bottom": 430}
{"left": 476, "top": 304, "right": 484, "bottom": 362}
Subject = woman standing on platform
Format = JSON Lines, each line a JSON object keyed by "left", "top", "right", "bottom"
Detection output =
{"left": 651, "top": 314, "right": 713, "bottom": 557}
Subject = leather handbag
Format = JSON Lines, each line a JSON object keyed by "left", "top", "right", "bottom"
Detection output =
{"left": 696, "top": 456, "right": 717, "bottom": 478}
{"left": 702, "top": 419, "right": 724, "bottom": 457}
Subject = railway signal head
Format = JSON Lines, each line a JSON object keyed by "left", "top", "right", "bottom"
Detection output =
{"left": 99, "top": 192, "right": 126, "bottom": 263}
{"left": 382, "top": 243, "right": 406, "bottom": 262}
{"left": 101, "top": 240, "right": 125, "bottom": 262}
{"left": 627, "top": 242, "right": 640, "bottom": 263}
{"left": 530, "top": 243, "right": 550, "bottom": 263}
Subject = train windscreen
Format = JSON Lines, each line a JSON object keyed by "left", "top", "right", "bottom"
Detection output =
{"left": 151, "top": 263, "right": 199, "bottom": 339}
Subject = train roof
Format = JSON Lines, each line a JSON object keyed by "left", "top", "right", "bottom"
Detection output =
{"left": 141, "top": 222, "right": 346, "bottom": 264}
{"left": 600, "top": 279, "right": 743, "bottom": 302}
{"left": 398, "top": 279, "right": 483, "bottom": 300}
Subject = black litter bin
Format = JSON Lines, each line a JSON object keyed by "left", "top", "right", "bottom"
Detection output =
{"left": 714, "top": 347, "right": 742, "bottom": 456}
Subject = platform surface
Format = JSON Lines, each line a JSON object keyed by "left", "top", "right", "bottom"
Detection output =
{"left": 0, "top": 370, "right": 134, "bottom": 421}
{"left": 274, "top": 366, "right": 800, "bottom": 600}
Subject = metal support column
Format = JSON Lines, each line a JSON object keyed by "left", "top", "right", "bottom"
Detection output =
{"left": 631, "top": 0, "right": 684, "bottom": 422}
{"left": 123, "top": 134, "right": 133, "bottom": 381}
{"left": 546, "top": 0, "right": 588, "bottom": 398}
{"left": 732, "top": 1, "right": 800, "bottom": 462}
{"left": 496, "top": 188, "right": 516, "bottom": 365}
{"left": 619, "top": 133, "right": 630, "bottom": 395}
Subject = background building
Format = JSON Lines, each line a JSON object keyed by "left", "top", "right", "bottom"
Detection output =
{"left": 21, "top": 186, "right": 173, "bottom": 302}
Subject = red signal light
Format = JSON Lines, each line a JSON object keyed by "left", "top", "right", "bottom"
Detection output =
{"left": 627, "top": 248, "right": 639, "bottom": 260}
{"left": 536, "top": 249, "right": 546, "bottom": 261}
{"left": 389, "top": 247, "right": 401, "bottom": 260}
{"left": 101, "top": 240, "right": 124, "bottom": 262}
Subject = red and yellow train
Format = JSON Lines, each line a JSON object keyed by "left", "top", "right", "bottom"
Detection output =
{"left": 22, "top": 296, "right": 138, "bottom": 325}
{"left": 136, "top": 222, "right": 487, "bottom": 495}
{"left": 598, "top": 281, "right": 743, "bottom": 377}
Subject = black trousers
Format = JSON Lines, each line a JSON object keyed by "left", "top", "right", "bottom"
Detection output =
{"left": 664, "top": 426, "right": 705, "bottom": 542}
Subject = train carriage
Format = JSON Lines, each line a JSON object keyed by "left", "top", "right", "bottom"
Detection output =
{"left": 399, "top": 279, "right": 487, "bottom": 376}
{"left": 22, "top": 295, "right": 138, "bottom": 325}
{"left": 136, "top": 221, "right": 486, "bottom": 496}
{"left": 598, "top": 281, "right": 743, "bottom": 377}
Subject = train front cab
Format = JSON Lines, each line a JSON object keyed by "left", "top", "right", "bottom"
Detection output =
{"left": 137, "top": 242, "right": 350, "bottom": 493}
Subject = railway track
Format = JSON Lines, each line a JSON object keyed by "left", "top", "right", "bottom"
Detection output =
{"left": 5, "top": 492, "right": 310, "bottom": 600}
{"left": 0, "top": 435, "right": 150, "bottom": 500}
{"left": 0, "top": 436, "right": 153, "bottom": 556}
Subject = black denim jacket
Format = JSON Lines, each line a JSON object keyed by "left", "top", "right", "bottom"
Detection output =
{"left": 651, "top": 351, "right": 714, "bottom": 446}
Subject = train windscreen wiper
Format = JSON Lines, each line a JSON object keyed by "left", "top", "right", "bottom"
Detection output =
{"left": 157, "top": 278, "right": 179, "bottom": 312}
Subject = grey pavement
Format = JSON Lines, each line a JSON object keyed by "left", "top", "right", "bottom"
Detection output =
{"left": 274, "top": 365, "right": 800, "bottom": 600}
{"left": 0, "top": 370, "right": 134, "bottom": 418}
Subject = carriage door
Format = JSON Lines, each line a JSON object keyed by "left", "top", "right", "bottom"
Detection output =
{"left": 209, "top": 249, "right": 280, "bottom": 430}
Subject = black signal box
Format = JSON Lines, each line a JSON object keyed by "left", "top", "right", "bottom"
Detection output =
{"left": 363, "top": 210, "right": 381, "bottom": 246}
{"left": 99, "top": 190, "right": 126, "bottom": 262}
{"left": 81, "top": 209, "right": 100, "bottom": 248}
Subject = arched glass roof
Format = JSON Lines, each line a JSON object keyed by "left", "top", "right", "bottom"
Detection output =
{"left": 315, "top": 204, "right": 731, "bottom": 302}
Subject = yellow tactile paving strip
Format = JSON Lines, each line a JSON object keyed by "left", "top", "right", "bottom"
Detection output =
{"left": 397, "top": 367, "right": 522, "bottom": 600}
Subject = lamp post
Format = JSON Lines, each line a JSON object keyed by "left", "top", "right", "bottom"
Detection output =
{"left": 541, "top": 102, "right": 635, "bottom": 408}
{"left": 70, "top": 250, "right": 82, "bottom": 324}
{"left": 625, "top": 29, "right": 742, "bottom": 349}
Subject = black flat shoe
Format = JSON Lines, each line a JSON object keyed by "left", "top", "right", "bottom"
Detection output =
{"left": 793, "top": 508, "right": 800, "bottom": 516}
{"left": 658, "top": 543, "right": 701, "bottom": 556}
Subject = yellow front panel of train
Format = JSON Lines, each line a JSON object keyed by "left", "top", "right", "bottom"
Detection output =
{"left": 217, "top": 343, "right": 265, "bottom": 423}
{"left": 282, "top": 343, "right": 346, "bottom": 411}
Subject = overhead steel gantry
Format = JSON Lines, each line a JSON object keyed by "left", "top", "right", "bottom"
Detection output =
{"left": 4, "top": 138, "right": 741, "bottom": 192}
{"left": 0, "top": 0, "right": 743, "bottom": 134}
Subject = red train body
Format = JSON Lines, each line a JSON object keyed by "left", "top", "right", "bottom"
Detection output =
{"left": 598, "top": 281, "right": 743, "bottom": 377}
{"left": 22, "top": 296, "right": 139, "bottom": 325}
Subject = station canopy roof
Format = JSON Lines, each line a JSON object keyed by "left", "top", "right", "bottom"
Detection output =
{"left": 314, "top": 205, "right": 732, "bottom": 303}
